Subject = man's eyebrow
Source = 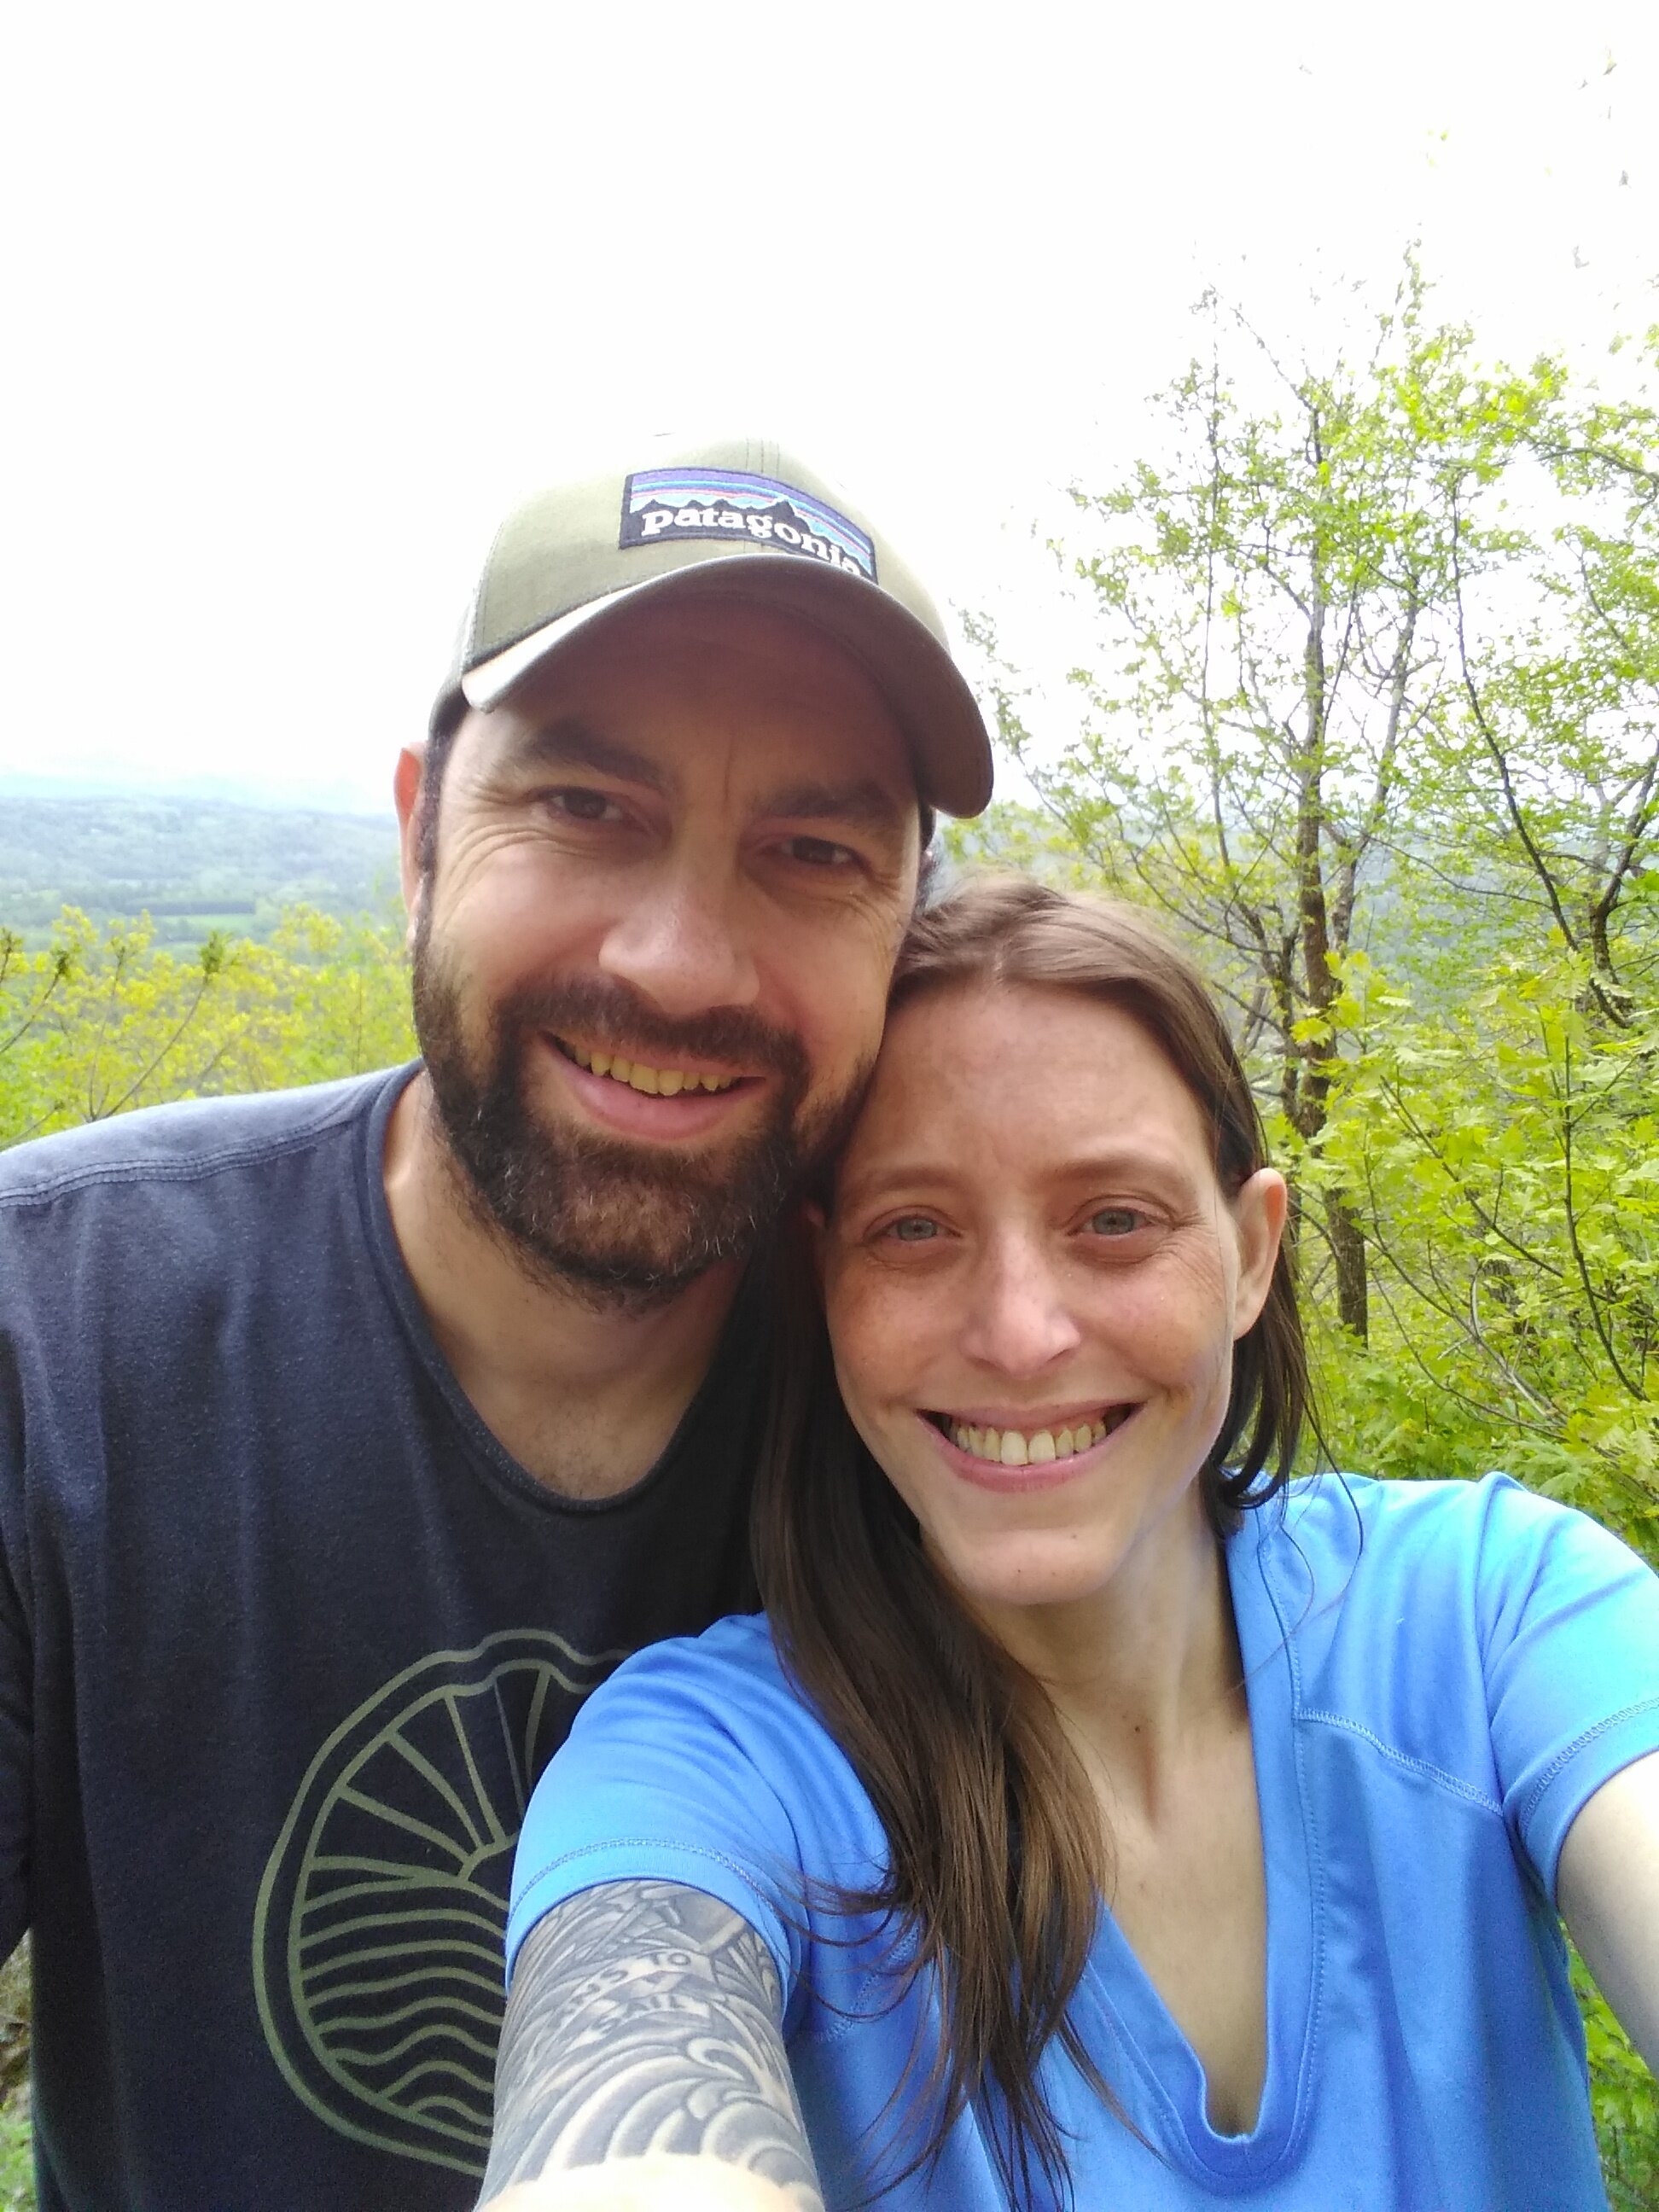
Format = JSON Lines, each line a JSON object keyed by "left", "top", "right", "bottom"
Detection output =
{"left": 494, "top": 718, "right": 671, "bottom": 794}
{"left": 757, "top": 777, "right": 910, "bottom": 835}
{"left": 487, "top": 726, "right": 907, "bottom": 836}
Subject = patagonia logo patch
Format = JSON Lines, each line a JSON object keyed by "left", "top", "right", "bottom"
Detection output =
{"left": 620, "top": 467, "right": 877, "bottom": 582}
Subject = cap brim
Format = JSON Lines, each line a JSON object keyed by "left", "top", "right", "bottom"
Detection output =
{"left": 458, "top": 552, "right": 993, "bottom": 818}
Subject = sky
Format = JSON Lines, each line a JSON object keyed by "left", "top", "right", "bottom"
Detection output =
{"left": 2, "top": 0, "right": 1654, "bottom": 814}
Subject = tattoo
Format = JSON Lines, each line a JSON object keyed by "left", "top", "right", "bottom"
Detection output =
{"left": 480, "top": 1878, "right": 824, "bottom": 2209}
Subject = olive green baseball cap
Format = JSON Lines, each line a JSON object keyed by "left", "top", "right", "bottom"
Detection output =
{"left": 430, "top": 435, "right": 994, "bottom": 818}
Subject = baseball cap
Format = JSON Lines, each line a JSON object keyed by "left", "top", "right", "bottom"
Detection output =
{"left": 430, "top": 435, "right": 994, "bottom": 818}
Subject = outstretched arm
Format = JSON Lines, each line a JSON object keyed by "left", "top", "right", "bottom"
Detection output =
{"left": 1557, "top": 1748, "right": 1659, "bottom": 2071}
{"left": 479, "top": 1878, "right": 824, "bottom": 2212}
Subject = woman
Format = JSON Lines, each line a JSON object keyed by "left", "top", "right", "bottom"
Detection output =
{"left": 480, "top": 878, "right": 1659, "bottom": 2212}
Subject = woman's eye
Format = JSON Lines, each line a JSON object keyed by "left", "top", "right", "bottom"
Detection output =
{"left": 777, "top": 835, "right": 858, "bottom": 869}
{"left": 882, "top": 1216, "right": 940, "bottom": 1244}
{"left": 1086, "top": 1207, "right": 1146, "bottom": 1238}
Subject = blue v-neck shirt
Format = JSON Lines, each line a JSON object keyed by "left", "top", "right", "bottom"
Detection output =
{"left": 509, "top": 1476, "right": 1659, "bottom": 2209}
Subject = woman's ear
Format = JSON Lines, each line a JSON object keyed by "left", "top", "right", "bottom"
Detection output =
{"left": 1231, "top": 1169, "right": 1289, "bottom": 1339}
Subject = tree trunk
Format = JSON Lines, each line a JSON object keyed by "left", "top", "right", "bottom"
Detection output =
{"left": 1324, "top": 1190, "right": 1369, "bottom": 1340}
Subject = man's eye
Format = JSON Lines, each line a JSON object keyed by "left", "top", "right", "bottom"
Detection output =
{"left": 548, "top": 788, "right": 625, "bottom": 824}
{"left": 777, "top": 835, "right": 858, "bottom": 869}
{"left": 1086, "top": 1207, "right": 1147, "bottom": 1238}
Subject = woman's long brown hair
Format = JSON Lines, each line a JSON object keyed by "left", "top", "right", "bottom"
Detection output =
{"left": 752, "top": 876, "right": 1311, "bottom": 2205}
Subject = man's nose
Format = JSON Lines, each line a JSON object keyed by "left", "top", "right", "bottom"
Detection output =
{"left": 596, "top": 864, "right": 761, "bottom": 1018}
{"left": 958, "top": 1240, "right": 1082, "bottom": 1377}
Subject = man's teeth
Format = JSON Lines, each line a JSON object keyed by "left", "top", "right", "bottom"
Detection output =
{"left": 563, "top": 1043, "right": 738, "bottom": 1096}
{"left": 941, "top": 1413, "right": 1122, "bottom": 1466}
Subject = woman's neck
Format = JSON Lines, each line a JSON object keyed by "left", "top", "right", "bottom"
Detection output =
{"left": 975, "top": 1492, "right": 1243, "bottom": 1810}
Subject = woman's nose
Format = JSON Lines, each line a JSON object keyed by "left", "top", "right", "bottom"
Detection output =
{"left": 958, "top": 1243, "right": 1082, "bottom": 1377}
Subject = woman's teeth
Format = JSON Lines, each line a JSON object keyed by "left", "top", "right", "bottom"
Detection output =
{"left": 940, "top": 1412, "right": 1123, "bottom": 1466}
{"left": 561, "top": 1042, "right": 739, "bottom": 1097}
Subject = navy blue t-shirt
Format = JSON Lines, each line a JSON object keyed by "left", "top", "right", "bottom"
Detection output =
{"left": 0, "top": 1066, "right": 767, "bottom": 2210}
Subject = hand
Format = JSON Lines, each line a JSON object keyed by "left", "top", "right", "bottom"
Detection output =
{"left": 482, "top": 2153, "right": 806, "bottom": 2212}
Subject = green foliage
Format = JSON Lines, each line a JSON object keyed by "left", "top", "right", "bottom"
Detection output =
{"left": 0, "top": 1943, "right": 28, "bottom": 2212}
{"left": 972, "top": 265, "right": 1659, "bottom": 1368}
{"left": 1318, "top": 940, "right": 1659, "bottom": 1556}
{"left": 0, "top": 2108, "right": 29, "bottom": 2212}
{"left": 0, "top": 905, "right": 416, "bottom": 1151}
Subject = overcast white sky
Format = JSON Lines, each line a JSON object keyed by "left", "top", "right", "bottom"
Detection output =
{"left": 2, "top": 0, "right": 1653, "bottom": 813}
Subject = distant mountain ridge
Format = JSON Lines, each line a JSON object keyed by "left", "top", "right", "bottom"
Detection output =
{"left": 0, "top": 767, "right": 389, "bottom": 815}
{"left": 0, "top": 788, "right": 401, "bottom": 946}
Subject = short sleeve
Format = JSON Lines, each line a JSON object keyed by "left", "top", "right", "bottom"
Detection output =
{"left": 1477, "top": 1476, "right": 1659, "bottom": 1895}
{"left": 0, "top": 1278, "right": 33, "bottom": 1960}
{"left": 504, "top": 1621, "right": 811, "bottom": 2000}
{"left": 0, "top": 1561, "right": 28, "bottom": 1962}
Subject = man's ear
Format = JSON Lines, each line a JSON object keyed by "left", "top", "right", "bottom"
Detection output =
{"left": 393, "top": 744, "right": 428, "bottom": 952}
{"left": 1231, "top": 1168, "right": 1289, "bottom": 1340}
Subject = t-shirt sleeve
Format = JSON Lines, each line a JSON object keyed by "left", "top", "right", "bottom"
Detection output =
{"left": 0, "top": 1557, "right": 27, "bottom": 1962}
{"left": 504, "top": 1627, "right": 810, "bottom": 2000}
{"left": 0, "top": 1257, "right": 32, "bottom": 1961}
{"left": 1476, "top": 1475, "right": 1659, "bottom": 1896}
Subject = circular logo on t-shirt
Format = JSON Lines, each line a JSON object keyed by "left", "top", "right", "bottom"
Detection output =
{"left": 252, "top": 1628, "right": 622, "bottom": 2176}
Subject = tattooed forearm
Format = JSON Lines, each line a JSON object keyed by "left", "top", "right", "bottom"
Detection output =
{"left": 480, "top": 1879, "right": 824, "bottom": 2209}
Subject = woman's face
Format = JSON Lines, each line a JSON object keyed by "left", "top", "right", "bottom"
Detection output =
{"left": 820, "top": 981, "right": 1287, "bottom": 1621}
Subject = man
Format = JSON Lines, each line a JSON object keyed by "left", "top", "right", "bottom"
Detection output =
{"left": 0, "top": 437, "right": 992, "bottom": 2211}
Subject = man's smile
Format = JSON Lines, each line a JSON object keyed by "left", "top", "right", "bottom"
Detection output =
{"left": 544, "top": 1033, "right": 767, "bottom": 1141}
{"left": 553, "top": 1036, "right": 749, "bottom": 1096}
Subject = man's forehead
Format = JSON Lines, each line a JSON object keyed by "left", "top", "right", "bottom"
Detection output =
{"left": 461, "top": 599, "right": 920, "bottom": 809}
{"left": 530, "top": 591, "right": 900, "bottom": 707}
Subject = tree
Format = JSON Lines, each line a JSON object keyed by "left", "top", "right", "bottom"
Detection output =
{"left": 972, "top": 268, "right": 1656, "bottom": 1355}
{"left": 1321, "top": 354, "right": 1659, "bottom": 1548}
{"left": 1324, "top": 938, "right": 1657, "bottom": 1546}
{"left": 0, "top": 906, "right": 415, "bottom": 1151}
{"left": 1429, "top": 344, "right": 1659, "bottom": 1022}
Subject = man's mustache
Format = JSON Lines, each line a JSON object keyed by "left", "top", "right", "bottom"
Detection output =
{"left": 500, "top": 975, "right": 807, "bottom": 1081}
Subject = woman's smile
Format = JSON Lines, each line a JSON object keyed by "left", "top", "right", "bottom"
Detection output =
{"left": 923, "top": 1403, "right": 1138, "bottom": 1490}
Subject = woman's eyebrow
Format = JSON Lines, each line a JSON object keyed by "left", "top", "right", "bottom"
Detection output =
{"left": 836, "top": 1149, "right": 1199, "bottom": 1208}
{"left": 1056, "top": 1149, "right": 1196, "bottom": 1184}
{"left": 835, "top": 1156, "right": 958, "bottom": 1208}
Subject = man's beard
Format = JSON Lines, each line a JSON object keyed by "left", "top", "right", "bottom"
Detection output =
{"left": 411, "top": 915, "right": 869, "bottom": 1307}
